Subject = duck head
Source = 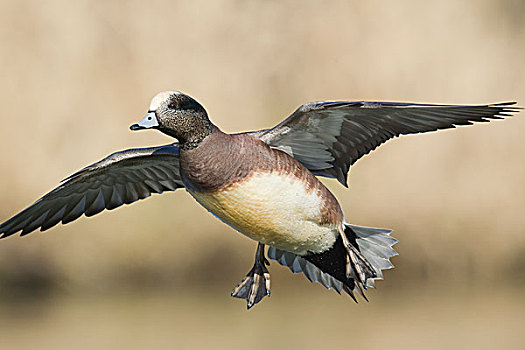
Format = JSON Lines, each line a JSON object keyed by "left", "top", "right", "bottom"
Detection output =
{"left": 130, "top": 91, "right": 214, "bottom": 148}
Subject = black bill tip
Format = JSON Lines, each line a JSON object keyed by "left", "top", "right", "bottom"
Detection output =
{"left": 130, "top": 124, "right": 143, "bottom": 131}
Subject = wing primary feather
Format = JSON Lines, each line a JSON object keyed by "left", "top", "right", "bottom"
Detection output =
{"left": 0, "top": 144, "right": 183, "bottom": 237}
{"left": 107, "top": 186, "right": 124, "bottom": 210}
{"left": 21, "top": 210, "right": 50, "bottom": 236}
{"left": 135, "top": 182, "right": 152, "bottom": 199}
{"left": 41, "top": 204, "right": 68, "bottom": 231}
{"left": 124, "top": 183, "right": 139, "bottom": 203}
{"left": 61, "top": 196, "right": 86, "bottom": 224}
{"left": 253, "top": 101, "right": 520, "bottom": 186}
{"left": 85, "top": 190, "right": 106, "bottom": 217}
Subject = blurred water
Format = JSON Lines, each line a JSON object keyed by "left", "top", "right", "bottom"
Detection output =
{"left": 0, "top": 285, "right": 523, "bottom": 350}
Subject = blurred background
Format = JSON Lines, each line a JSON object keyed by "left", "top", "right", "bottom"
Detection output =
{"left": 0, "top": 0, "right": 524, "bottom": 349}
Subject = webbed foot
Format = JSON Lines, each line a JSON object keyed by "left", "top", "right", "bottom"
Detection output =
{"left": 231, "top": 243, "right": 270, "bottom": 309}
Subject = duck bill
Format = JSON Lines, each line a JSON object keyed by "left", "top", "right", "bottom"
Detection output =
{"left": 130, "top": 112, "right": 159, "bottom": 131}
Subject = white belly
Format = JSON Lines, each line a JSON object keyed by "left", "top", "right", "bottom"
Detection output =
{"left": 187, "top": 171, "right": 339, "bottom": 255}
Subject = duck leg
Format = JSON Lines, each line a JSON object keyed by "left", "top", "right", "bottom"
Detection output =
{"left": 231, "top": 243, "right": 271, "bottom": 309}
{"left": 340, "top": 226, "right": 377, "bottom": 299}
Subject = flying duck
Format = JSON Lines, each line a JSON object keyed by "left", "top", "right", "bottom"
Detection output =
{"left": 0, "top": 92, "right": 519, "bottom": 308}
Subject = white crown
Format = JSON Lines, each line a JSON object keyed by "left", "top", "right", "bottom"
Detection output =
{"left": 149, "top": 91, "right": 180, "bottom": 111}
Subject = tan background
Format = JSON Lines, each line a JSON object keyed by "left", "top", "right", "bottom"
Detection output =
{"left": 0, "top": 0, "right": 524, "bottom": 349}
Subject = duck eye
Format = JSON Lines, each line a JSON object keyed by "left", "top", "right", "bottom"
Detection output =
{"left": 168, "top": 103, "right": 178, "bottom": 109}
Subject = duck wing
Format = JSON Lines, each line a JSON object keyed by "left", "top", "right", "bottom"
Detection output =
{"left": 0, "top": 144, "right": 183, "bottom": 238}
{"left": 252, "top": 101, "right": 519, "bottom": 186}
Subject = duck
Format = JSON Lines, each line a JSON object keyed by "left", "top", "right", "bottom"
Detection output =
{"left": 0, "top": 91, "right": 519, "bottom": 308}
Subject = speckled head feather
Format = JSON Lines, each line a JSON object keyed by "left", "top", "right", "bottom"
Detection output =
{"left": 143, "top": 91, "right": 215, "bottom": 149}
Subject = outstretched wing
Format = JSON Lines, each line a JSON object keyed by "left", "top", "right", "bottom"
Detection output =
{"left": 0, "top": 144, "right": 183, "bottom": 238}
{"left": 254, "top": 101, "right": 519, "bottom": 186}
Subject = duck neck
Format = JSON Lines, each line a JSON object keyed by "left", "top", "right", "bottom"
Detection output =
{"left": 163, "top": 120, "right": 217, "bottom": 150}
{"left": 182, "top": 123, "right": 217, "bottom": 150}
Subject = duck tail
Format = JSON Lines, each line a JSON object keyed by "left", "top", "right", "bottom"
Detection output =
{"left": 267, "top": 224, "right": 397, "bottom": 302}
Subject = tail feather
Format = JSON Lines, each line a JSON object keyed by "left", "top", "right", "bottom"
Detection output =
{"left": 267, "top": 223, "right": 398, "bottom": 301}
